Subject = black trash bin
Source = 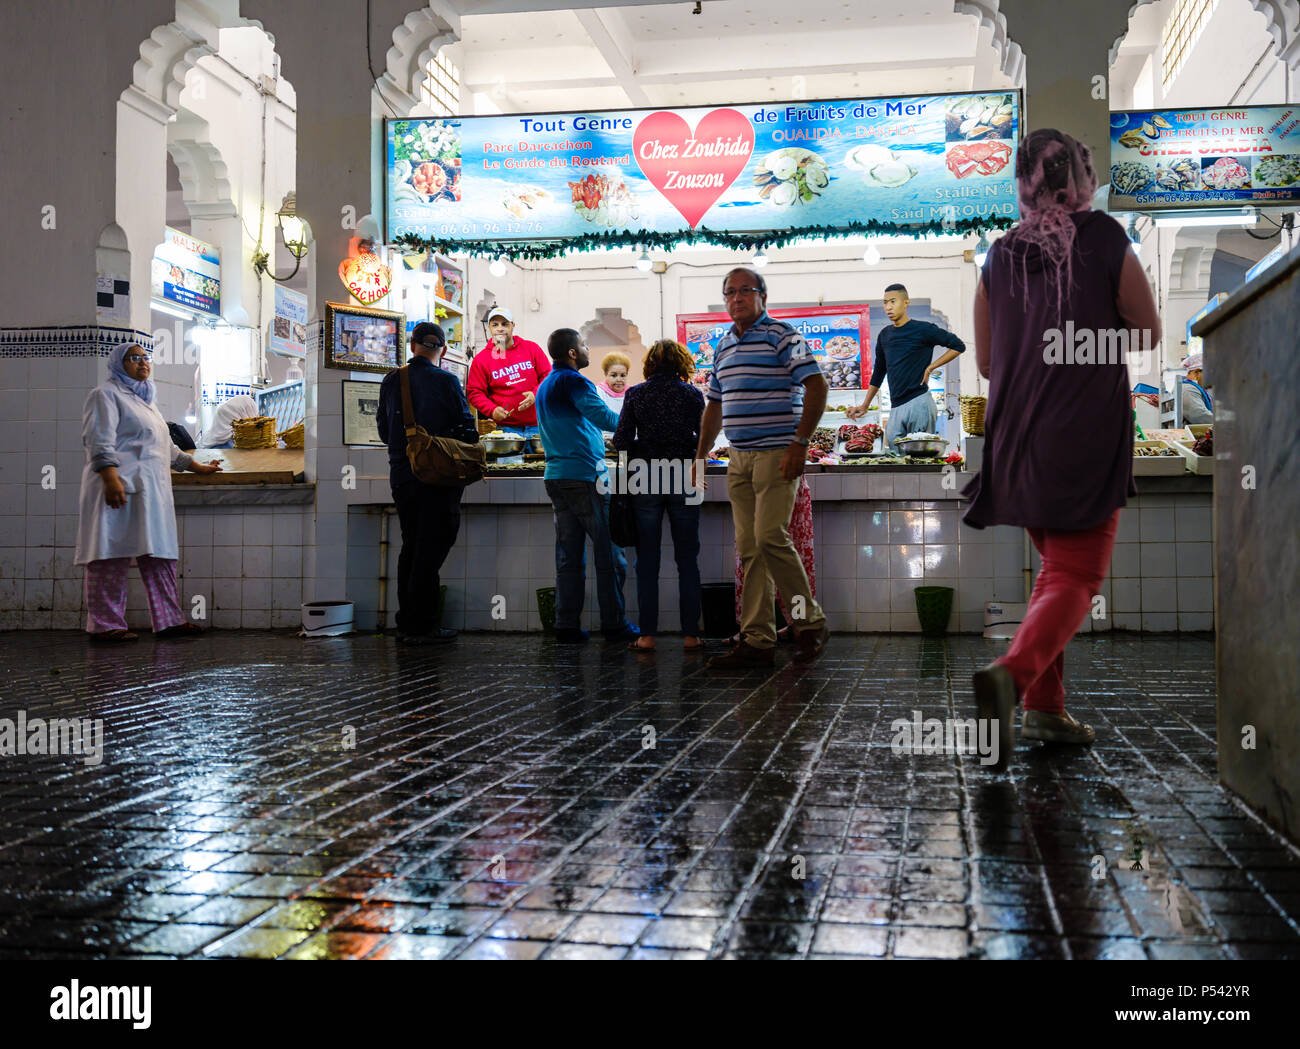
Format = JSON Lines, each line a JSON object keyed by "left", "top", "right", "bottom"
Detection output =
{"left": 700, "top": 583, "right": 738, "bottom": 639}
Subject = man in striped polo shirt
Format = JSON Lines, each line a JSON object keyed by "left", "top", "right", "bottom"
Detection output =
{"left": 694, "top": 268, "right": 830, "bottom": 666}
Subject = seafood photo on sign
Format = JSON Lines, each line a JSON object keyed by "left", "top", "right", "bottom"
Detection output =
{"left": 501, "top": 186, "right": 552, "bottom": 219}
{"left": 945, "top": 140, "right": 1012, "bottom": 179}
{"left": 1254, "top": 154, "right": 1300, "bottom": 188}
{"left": 945, "top": 94, "right": 1014, "bottom": 141}
{"left": 1153, "top": 158, "right": 1199, "bottom": 191}
{"left": 844, "top": 144, "right": 918, "bottom": 188}
{"left": 1201, "top": 156, "right": 1252, "bottom": 190}
{"left": 753, "top": 148, "right": 831, "bottom": 207}
{"left": 1111, "top": 160, "right": 1155, "bottom": 195}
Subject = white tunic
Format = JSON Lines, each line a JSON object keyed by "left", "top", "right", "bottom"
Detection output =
{"left": 75, "top": 382, "right": 193, "bottom": 565}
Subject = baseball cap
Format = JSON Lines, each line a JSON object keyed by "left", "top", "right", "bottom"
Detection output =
{"left": 486, "top": 305, "right": 514, "bottom": 324}
{"left": 411, "top": 321, "right": 445, "bottom": 348}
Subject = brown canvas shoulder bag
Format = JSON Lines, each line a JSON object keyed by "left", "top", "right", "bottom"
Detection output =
{"left": 399, "top": 364, "right": 486, "bottom": 487}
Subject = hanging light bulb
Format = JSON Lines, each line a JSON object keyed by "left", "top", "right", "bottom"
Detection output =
{"left": 973, "top": 234, "right": 991, "bottom": 267}
{"left": 863, "top": 242, "right": 881, "bottom": 266}
{"left": 752, "top": 250, "right": 769, "bottom": 268}
{"left": 488, "top": 254, "right": 507, "bottom": 278}
{"left": 635, "top": 248, "right": 653, "bottom": 272}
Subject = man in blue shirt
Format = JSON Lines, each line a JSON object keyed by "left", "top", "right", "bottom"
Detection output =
{"left": 536, "top": 328, "right": 639, "bottom": 645}
{"left": 847, "top": 283, "right": 966, "bottom": 448}
{"left": 694, "top": 268, "right": 830, "bottom": 667}
{"left": 377, "top": 322, "right": 479, "bottom": 644}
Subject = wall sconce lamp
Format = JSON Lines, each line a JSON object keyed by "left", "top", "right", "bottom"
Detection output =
{"left": 253, "top": 193, "right": 310, "bottom": 282}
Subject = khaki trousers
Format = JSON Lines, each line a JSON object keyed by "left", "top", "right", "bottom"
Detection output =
{"left": 727, "top": 448, "right": 826, "bottom": 648}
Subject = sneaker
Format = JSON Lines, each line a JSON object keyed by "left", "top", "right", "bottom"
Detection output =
{"left": 603, "top": 623, "right": 640, "bottom": 643}
{"left": 1022, "top": 709, "right": 1096, "bottom": 745}
{"left": 791, "top": 623, "right": 830, "bottom": 663}
{"left": 554, "top": 628, "right": 590, "bottom": 644}
{"left": 707, "top": 640, "right": 775, "bottom": 668}
{"left": 972, "top": 662, "right": 1017, "bottom": 771}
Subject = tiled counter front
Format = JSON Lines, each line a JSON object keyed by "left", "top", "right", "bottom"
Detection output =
{"left": 344, "top": 473, "right": 1214, "bottom": 635}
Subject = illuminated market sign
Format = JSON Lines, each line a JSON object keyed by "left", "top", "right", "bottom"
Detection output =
{"left": 384, "top": 91, "right": 1021, "bottom": 255}
{"left": 150, "top": 227, "right": 220, "bottom": 315}
{"left": 677, "top": 305, "right": 870, "bottom": 392}
{"left": 1109, "top": 105, "right": 1300, "bottom": 212}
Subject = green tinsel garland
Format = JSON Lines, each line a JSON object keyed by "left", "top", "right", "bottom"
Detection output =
{"left": 392, "top": 215, "right": 1016, "bottom": 261}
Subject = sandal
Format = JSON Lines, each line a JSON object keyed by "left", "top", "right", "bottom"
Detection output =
{"left": 683, "top": 636, "right": 704, "bottom": 650}
{"left": 629, "top": 637, "right": 656, "bottom": 651}
{"left": 89, "top": 630, "right": 138, "bottom": 643}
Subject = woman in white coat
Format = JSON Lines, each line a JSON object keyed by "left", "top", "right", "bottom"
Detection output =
{"left": 76, "top": 344, "right": 223, "bottom": 642}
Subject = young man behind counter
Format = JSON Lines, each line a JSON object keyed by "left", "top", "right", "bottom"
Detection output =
{"left": 377, "top": 321, "right": 479, "bottom": 644}
{"left": 846, "top": 283, "right": 966, "bottom": 447}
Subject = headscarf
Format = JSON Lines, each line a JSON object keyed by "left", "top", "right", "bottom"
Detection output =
{"left": 1180, "top": 353, "right": 1203, "bottom": 372}
{"left": 998, "top": 129, "right": 1099, "bottom": 322}
{"left": 108, "top": 343, "right": 155, "bottom": 404}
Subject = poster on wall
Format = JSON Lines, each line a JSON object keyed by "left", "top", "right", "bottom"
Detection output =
{"left": 676, "top": 305, "right": 870, "bottom": 392}
{"left": 385, "top": 91, "right": 1021, "bottom": 247}
{"left": 150, "top": 227, "right": 221, "bottom": 315}
{"left": 341, "top": 379, "right": 386, "bottom": 447}
{"left": 269, "top": 285, "right": 308, "bottom": 357}
{"left": 1109, "top": 105, "right": 1300, "bottom": 211}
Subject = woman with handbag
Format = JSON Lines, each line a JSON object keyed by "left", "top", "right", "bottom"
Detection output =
{"left": 612, "top": 339, "right": 705, "bottom": 652}
{"left": 76, "top": 343, "right": 223, "bottom": 641}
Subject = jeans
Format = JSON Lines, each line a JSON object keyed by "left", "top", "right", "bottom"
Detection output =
{"left": 632, "top": 493, "right": 701, "bottom": 636}
{"left": 392, "top": 480, "right": 463, "bottom": 635}
{"left": 885, "top": 394, "right": 938, "bottom": 449}
{"left": 544, "top": 479, "right": 628, "bottom": 632}
{"left": 502, "top": 424, "right": 540, "bottom": 438}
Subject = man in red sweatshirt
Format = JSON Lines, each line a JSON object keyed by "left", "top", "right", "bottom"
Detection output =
{"left": 466, "top": 305, "right": 551, "bottom": 438}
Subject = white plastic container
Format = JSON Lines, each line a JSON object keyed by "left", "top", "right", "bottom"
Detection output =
{"left": 983, "top": 601, "right": 1027, "bottom": 639}
{"left": 301, "top": 600, "right": 354, "bottom": 636}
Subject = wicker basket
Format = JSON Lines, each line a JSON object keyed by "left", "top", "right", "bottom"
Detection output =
{"left": 232, "top": 416, "right": 277, "bottom": 449}
{"left": 960, "top": 396, "right": 987, "bottom": 435}
{"left": 278, "top": 422, "right": 304, "bottom": 449}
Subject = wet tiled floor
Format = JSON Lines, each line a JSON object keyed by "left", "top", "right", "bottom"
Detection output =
{"left": 0, "top": 630, "right": 1297, "bottom": 959}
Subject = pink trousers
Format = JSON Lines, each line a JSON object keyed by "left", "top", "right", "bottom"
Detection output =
{"left": 998, "top": 510, "right": 1121, "bottom": 713}
{"left": 84, "top": 556, "right": 185, "bottom": 634}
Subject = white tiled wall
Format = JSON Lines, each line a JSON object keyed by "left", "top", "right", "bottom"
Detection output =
{"left": 344, "top": 488, "right": 1215, "bottom": 635}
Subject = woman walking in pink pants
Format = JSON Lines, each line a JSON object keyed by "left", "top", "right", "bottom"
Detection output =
{"left": 76, "top": 343, "right": 222, "bottom": 641}
{"left": 962, "top": 129, "right": 1161, "bottom": 768}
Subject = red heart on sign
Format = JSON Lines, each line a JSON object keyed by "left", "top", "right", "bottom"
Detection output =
{"left": 633, "top": 109, "right": 755, "bottom": 229}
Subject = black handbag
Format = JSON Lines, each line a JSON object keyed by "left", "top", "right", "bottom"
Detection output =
{"left": 609, "top": 493, "right": 638, "bottom": 547}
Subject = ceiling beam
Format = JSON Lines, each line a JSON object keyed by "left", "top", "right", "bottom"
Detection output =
{"left": 467, "top": 52, "right": 979, "bottom": 95}
{"left": 573, "top": 8, "right": 651, "bottom": 107}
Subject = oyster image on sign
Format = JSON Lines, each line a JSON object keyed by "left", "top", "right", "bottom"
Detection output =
{"left": 752, "top": 148, "right": 831, "bottom": 207}
{"left": 945, "top": 94, "right": 1014, "bottom": 141}
{"left": 844, "top": 144, "right": 919, "bottom": 188}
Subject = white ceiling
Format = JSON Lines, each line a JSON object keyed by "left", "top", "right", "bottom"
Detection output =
{"left": 455, "top": 1, "right": 1017, "bottom": 113}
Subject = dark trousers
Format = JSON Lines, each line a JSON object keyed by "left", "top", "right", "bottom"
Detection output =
{"left": 544, "top": 479, "right": 627, "bottom": 632}
{"left": 392, "top": 480, "right": 462, "bottom": 635}
{"left": 632, "top": 493, "right": 701, "bottom": 636}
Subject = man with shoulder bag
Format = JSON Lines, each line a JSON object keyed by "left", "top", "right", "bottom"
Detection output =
{"left": 378, "top": 322, "right": 483, "bottom": 644}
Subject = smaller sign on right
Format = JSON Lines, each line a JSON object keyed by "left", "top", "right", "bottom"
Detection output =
{"left": 1108, "top": 105, "right": 1300, "bottom": 212}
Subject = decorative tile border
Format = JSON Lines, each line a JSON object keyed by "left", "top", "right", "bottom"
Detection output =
{"left": 0, "top": 325, "right": 155, "bottom": 358}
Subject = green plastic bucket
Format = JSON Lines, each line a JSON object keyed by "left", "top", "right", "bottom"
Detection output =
{"left": 536, "top": 586, "right": 556, "bottom": 633}
{"left": 914, "top": 586, "right": 954, "bottom": 637}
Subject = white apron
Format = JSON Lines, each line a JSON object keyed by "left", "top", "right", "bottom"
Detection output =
{"left": 75, "top": 382, "right": 191, "bottom": 565}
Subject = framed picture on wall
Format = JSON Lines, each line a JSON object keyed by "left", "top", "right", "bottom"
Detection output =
{"left": 341, "top": 379, "right": 387, "bottom": 447}
{"left": 325, "top": 301, "right": 406, "bottom": 374}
